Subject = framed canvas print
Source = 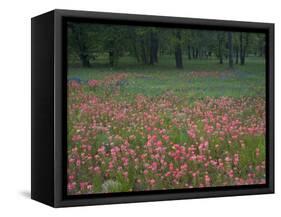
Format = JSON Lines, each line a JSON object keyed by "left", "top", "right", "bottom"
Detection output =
{"left": 31, "top": 9, "right": 274, "bottom": 207}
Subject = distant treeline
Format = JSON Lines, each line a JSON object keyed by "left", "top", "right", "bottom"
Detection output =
{"left": 67, "top": 22, "right": 266, "bottom": 69}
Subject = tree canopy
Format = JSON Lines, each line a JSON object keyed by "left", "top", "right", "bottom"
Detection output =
{"left": 67, "top": 22, "right": 266, "bottom": 69}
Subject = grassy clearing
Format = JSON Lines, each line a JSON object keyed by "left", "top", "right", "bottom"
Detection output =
{"left": 68, "top": 56, "right": 265, "bottom": 99}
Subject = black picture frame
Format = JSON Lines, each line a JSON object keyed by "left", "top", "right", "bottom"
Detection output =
{"left": 31, "top": 9, "right": 274, "bottom": 207}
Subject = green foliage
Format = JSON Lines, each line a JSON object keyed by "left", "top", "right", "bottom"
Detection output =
{"left": 67, "top": 22, "right": 266, "bottom": 68}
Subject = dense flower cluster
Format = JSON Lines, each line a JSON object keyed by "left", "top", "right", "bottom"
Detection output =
{"left": 67, "top": 74, "right": 266, "bottom": 195}
{"left": 88, "top": 79, "right": 99, "bottom": 88}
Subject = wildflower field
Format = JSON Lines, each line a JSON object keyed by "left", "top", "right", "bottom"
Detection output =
{"left": 67, "top": 58, "right": 266, "bottom": 195}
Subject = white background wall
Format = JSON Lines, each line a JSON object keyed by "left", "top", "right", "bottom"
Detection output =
{"left": 0, "top": 0, "right": 279, "bottom": 216}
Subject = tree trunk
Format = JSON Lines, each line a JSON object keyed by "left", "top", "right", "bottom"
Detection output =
{"left": 140, "top": 39, "right": 148, "bottom": 64}
{"left": 240, "top": 33, "right": 245, "bottom": 65}
{"left": 175, "top": 31, "right": 183, "bottom": 69}
{"left": 175, "top": 48, "right": 183, "bottom": 69}
{"left": 188, "top": 45, "right": 192, "bottom": 60}
{"left": 149, "top": 31, "right": 158, "bottom": 64}
{"left": 72, "top": 26, "right": 91, "bottom": 67}
{"left": 154, "top": 35, "right": 159, "bottom": 63}
{"left": 218, "top": 36, "right": 223, "bottom": 64}
{"left": 133, "top": 39, "right": 140, "bottom": 62}
{"left": 192, "top": 47, "right": 196, "bottom": 59}
{"left": 80, "top": 55, "right": 90, "bottom": 67}
{"left": 195, "top": 48, "right": 199, "bottom": 59}
{"left": 260, "top": 46, "right": 264, "bottom": 57}
{"left": 235, "top": 47, "right": 239, "bottom": 64}
{"left": 109, "top": 50, "right": 114, "bottom": 67}
{"left": 242, "top": 34, "right": 249, "bottom": 63}
{"left": 228, "top": 32, "right": 234, "bottom": 68}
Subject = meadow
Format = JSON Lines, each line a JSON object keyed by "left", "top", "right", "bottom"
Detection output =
{"left": 67, "top": 56, "right": 266, "bottom": 195}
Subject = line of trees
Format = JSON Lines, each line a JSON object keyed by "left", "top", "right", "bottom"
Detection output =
{"left": 68, "top": 22, "right": 266, "bottom": 69}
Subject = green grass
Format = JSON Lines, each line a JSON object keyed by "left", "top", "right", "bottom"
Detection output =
{"left": 68, "top": 55, "right": 265, "bottom": 99}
